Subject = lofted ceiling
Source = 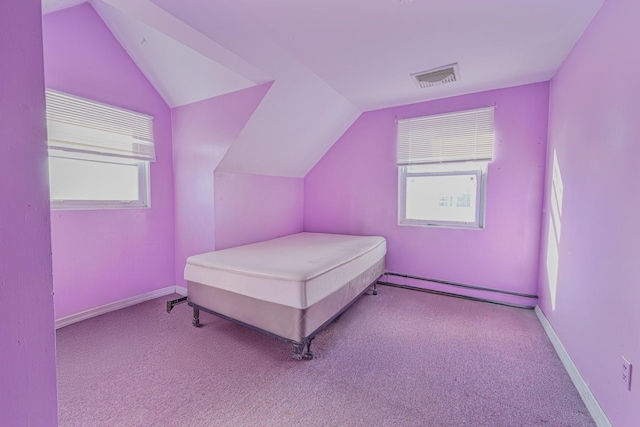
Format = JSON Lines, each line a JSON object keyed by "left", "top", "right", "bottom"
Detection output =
{"left": 41, "top": 0, "right": 603, "bottom": 177}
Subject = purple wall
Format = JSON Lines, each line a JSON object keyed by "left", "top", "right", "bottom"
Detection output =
{"left": 305, "top": 83, "right": 549, "bottom": 305}
{"left": 214, "top": 172, "right": 304, "bottom": 251}
{"left": 172, "top": 84, "right": 270, "bottom": 286}
{"left": 0, "top": 0, "right": 58, "bottom": 424}
{"left": 42, "top": 4, "right": 175, "bottom": 318}
{"left": 538, "top": 0, "right": 639, "bottom": 424}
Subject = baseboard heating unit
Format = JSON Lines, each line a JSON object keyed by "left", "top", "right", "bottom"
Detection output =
{"left": 377, "top": 272, "right": 538, "bottom": 309}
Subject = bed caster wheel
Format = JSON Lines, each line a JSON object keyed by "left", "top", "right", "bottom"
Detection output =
{"left": 303, "top": 352, "right": 314, "bottom": 360}
{"left": 372, "top": 289, "right": 378, "bottom": 295}
{"left": 192, "top": 319, "right": 201, "bottom": 327}
{"left": 293, "top": 353, "right": 303, "bottom": 361}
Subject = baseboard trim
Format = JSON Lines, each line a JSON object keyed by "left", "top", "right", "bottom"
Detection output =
{"left": 535, "top": 306, "right": 611, "bottom": 427}
{"left": 175, "top": 285, "right": 188, "bottom": 296}
{"left": 56, "top": 285, "right": 181, "bottom": 329}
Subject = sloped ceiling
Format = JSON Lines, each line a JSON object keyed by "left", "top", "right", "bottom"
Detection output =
{"left": 91, "top": 1, "right": 260, "bottom": 107}
{"left": 42, "top": 0, "right": 604, "bottom": 177}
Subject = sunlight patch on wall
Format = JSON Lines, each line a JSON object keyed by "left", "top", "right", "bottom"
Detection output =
{"left": 551, "top": 150, "right": 564, "bottom": 241}
{"left": 546, "top": 219, "right": 560, "bottom": 310}
{"left": 546, "top": 150, "right": 564, "bottom": 311}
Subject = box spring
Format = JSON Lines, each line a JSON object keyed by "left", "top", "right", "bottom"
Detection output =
{"left": 188, "top": 257, "right": 384, "bottom": 342}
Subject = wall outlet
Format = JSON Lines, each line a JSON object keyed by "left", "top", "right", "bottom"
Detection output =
{"left": 622, "top": 356, "right": 632, "bottom": 391}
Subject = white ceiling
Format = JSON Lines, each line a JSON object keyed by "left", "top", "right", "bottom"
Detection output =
{"left": 42, "top": 0, "right": 603, "bottom": 177}
{"left": 202, "top": 0, "right": 605, "bottom": 112}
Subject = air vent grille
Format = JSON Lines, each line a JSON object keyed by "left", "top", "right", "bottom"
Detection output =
{"left": 411, "top": 63, "right": 459, "bottom": 88}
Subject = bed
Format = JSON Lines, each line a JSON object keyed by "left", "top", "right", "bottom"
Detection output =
{"left": 181, "top": 232, "right": 386, "bottom": 360}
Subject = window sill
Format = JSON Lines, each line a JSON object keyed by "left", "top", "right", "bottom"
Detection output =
{"left": 50, "top": 202, "right": 150, "bottom": 211}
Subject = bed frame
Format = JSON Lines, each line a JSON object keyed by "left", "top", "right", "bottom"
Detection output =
{"left": 187, "top": 279, "right": 378, "bottom": 360}
{"left": 167, "top": 282, "right": 380, "bottom": 360}
{"left": 168, "top": 260, "right": 384, "bottom": 360}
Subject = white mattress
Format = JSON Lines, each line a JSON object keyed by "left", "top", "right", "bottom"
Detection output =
{"left": 185, "top": 232, "right": 386, "bottom": 309}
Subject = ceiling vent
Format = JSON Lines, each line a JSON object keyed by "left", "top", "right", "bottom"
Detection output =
{"left": 411, "top": 63, "right": 459, "bottom": 89}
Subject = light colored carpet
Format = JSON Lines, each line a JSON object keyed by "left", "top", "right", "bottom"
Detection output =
{"left": 56, "top": 285, "right": 595, "bottom": 426}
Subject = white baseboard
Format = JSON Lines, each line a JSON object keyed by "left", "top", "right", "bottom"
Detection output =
{"left": 175, "top": 285, "right": 188, "bottom": 296}
{"left": 535, "top": 306, "right": 611, "bottom": 427}
{"left": 56, "top": 285, "right": 183, "bottom": 329}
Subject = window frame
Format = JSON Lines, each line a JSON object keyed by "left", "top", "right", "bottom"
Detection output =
{"left": 45, "top": 89, "right": 155, "bottom": 211}
{"left": 48, "top": 151, "right": 151, "bottom": 211}
{"left": 398, "top": 162, "right": 487, "bottom": 229}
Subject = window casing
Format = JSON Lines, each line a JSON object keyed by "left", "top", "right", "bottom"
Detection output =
{"left": 396, "top": 107, "right": 494, "bottom": 229}
{"left": 45, "top": 90, "right": 155, "bottom": 210}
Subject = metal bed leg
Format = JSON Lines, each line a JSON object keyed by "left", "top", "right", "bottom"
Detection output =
{"left": 166, "top": 296, "right": 187, "bottom": 313}
{"left": 291, "top": 339, "right": 314, "bottom": 360}
{"left": 292, "top": 342, "right": 305, "bottom": 360}
{"left": 192, "top": 307, "right": 201, "bottom": 327}
{"left": 369, "top": 281, "right": 378, "bottom": 295}
{"left": 303, "top": 337, "right": 314, "bottom": 360}
{"left": 292, "top": 338, "right": 314, "bottom": 361}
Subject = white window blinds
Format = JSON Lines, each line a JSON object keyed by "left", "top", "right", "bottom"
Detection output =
{"left": 397, "top": 106, "right": 494, "bottom": 165}
{"left": 45, "top": 90, "right": 155, "bottom": 162}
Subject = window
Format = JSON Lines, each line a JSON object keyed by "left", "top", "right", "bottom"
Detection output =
{"left": 399, "top": 162, "right": 487, "bottom": 228}
{"left": 45, "top": 90, "right": 155, "bottom": 210}
{"left": 397, "top": 107, "right": 494, "bottom": 229}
